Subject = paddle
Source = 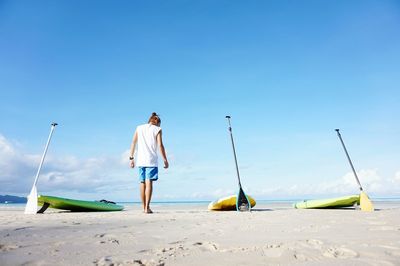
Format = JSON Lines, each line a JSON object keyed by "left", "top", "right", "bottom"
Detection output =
{"left": 226, "top": 116, "right": 251, "bottom": 212}
{"left": 335, "top": 129, "right": 374, "bottom": 212}
{"left": 25, "top": 123, "right": 58, "bottom": 214}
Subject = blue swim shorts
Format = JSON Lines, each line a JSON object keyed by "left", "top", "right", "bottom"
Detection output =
{"left": 138, "top": 167, "right": 158, "bottom": 183}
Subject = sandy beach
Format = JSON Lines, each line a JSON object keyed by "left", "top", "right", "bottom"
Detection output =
{"left": 1, "top": 201, "right": 399, "bottom": 266}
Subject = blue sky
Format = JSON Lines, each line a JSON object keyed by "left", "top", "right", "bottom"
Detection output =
{"left": 1, "top": 0, "right": 399, "bottom": 201}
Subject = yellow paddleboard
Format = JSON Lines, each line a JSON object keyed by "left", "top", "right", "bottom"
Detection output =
{"left": 208, "top": 195, "right": 256, "bottom": 211}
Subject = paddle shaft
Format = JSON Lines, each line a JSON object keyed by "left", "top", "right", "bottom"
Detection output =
{"left": 226, "top": 116, "right": 242, "bottom": 188}
{"left": 31, "top": 123, "right": 58, "bottom": 188}
{"left": 335, "top": 129, "right": 363, "bottom": 191}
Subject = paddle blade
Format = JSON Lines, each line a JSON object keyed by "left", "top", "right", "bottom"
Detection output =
{"left": 236, "top": 187, "right": 251, "bottom": 212}
{"left": 24, "top": 186, "right": 38, "bottom": 214}
{"left": 360, "top": 191, "right": 374, "bottom": 212}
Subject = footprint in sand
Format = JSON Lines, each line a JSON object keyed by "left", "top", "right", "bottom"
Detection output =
{"left": 262, "top": 244, "right": 285, "bottom": 258}
{"left": 288, "top": 240, "right": 331, "bottom": 262}
{"left": 129, "top": 259, "right": 165, "bottom": 266}
{"left": 323, "top": 247, "right": 358, "bottom": 259}
{"left": 0, "top": 244, "right": 20, "bottom": 252}
{"left": 94, "top": 233, "right": 120, "bottom": 245}
{"left": 193, "top": 241, "right": 218, "bottom": 252}
{"left": 150, "top": 241, "right": 218, "bottom": 260}
{"left": 293, "top": 252, "right": 309, "bottom": 261}
{"left": 305, "top": 239, "right": 324, "bottom": 249}
{"left": 94, "top": 256, "right": 165, "bottom": 266}
{"left": 154, "top": 244, "right": 188, "bottom": 259}
{"left": 294, "top": 239, "right": 324, "bottom": 250}
{"left": 94, "top": 256, "right": 114, "bottom": 266}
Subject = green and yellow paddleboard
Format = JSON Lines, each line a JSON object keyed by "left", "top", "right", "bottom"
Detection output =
{"left": 38, "top": 195, "right": 124, "bottom": 212}
{"left": 294, "top": 194, "right": 360, "bottom": 209}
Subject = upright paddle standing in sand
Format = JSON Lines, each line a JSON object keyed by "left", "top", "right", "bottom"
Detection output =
{"left": 335, "top": 129, "right": 374, "bottom": 212}
{"left": 226, "top": 116, "right": 251, "bottom": 212}
{"left": 25, "top": 123, "right": 58, "bottom": 214}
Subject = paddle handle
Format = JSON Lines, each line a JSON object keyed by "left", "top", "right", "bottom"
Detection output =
{"left": 226, "top": 116, "right": 242, "bottom": 188}
{"left": 335, "top": 129, "right": 363, "bottom": 191}
{"left": 32, "top": 123, "right": 58, "bottom": 188}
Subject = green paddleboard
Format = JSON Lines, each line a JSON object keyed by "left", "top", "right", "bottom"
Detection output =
{"left": 294, "top": 194, "right": 360, "bottom": 209}
{"left": 37, "top": 195, "right": 124, "bottom": 212}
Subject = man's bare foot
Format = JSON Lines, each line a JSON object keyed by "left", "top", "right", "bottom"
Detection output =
{"left": 144, "top": 208, "right": 153, "bottom": 214}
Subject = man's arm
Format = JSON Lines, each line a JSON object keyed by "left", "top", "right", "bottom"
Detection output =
{"left": 157, "top": 130, "right": 169, "bottom": 169}
{"left": 129, "top": 131, "right": 138, "bottom": 168}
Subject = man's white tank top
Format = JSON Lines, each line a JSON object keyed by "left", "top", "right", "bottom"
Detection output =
{"left": 136, "top": 124, "right": 161, "bottom": 167}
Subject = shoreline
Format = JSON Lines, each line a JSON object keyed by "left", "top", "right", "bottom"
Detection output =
{"left": 2, "top": 199, "right": 400, "bottom": 210}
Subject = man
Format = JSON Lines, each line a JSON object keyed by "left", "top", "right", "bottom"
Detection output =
{"left": 129, "top": 112, "right": 169, "bottom": 213}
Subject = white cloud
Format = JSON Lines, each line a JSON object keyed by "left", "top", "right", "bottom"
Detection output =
{"left": 0, "top": 134, "right": 15, "bottom": 155}
{"left": 153, "top": 168, "right": 400, "bottom": 201}
{"left": 0, "top": 134, "right": 134, "bottom": 199}
{"left": 394, "top": 171, "right": 400, "bottom": 183}
{"left": 0, "top": 135, "right": 37, "bottom": 191}
{"left": 247, "top": 169, "right": 400, "bottom": 199}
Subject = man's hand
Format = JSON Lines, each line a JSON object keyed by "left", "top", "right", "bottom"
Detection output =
{"left": 130, "top": 160, "right": 135, "bottom": 168}
{"left": 164, "top": 160, "right": 169, "bottom": 169}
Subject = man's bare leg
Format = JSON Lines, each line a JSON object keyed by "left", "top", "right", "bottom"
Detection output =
{"left": 140, "top": 182, "right": 146, "bottom": 212}
{"left": 145, "top": 179, "right": 153, "bottom": 213}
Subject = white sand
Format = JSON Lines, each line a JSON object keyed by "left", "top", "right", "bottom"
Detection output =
{"left": 1, "top": 202, "right": 400, "bottom": 266}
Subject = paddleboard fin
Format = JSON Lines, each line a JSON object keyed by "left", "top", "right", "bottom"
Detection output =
{"left": 37, "top": 202, "right": 50, "bottom": 213}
